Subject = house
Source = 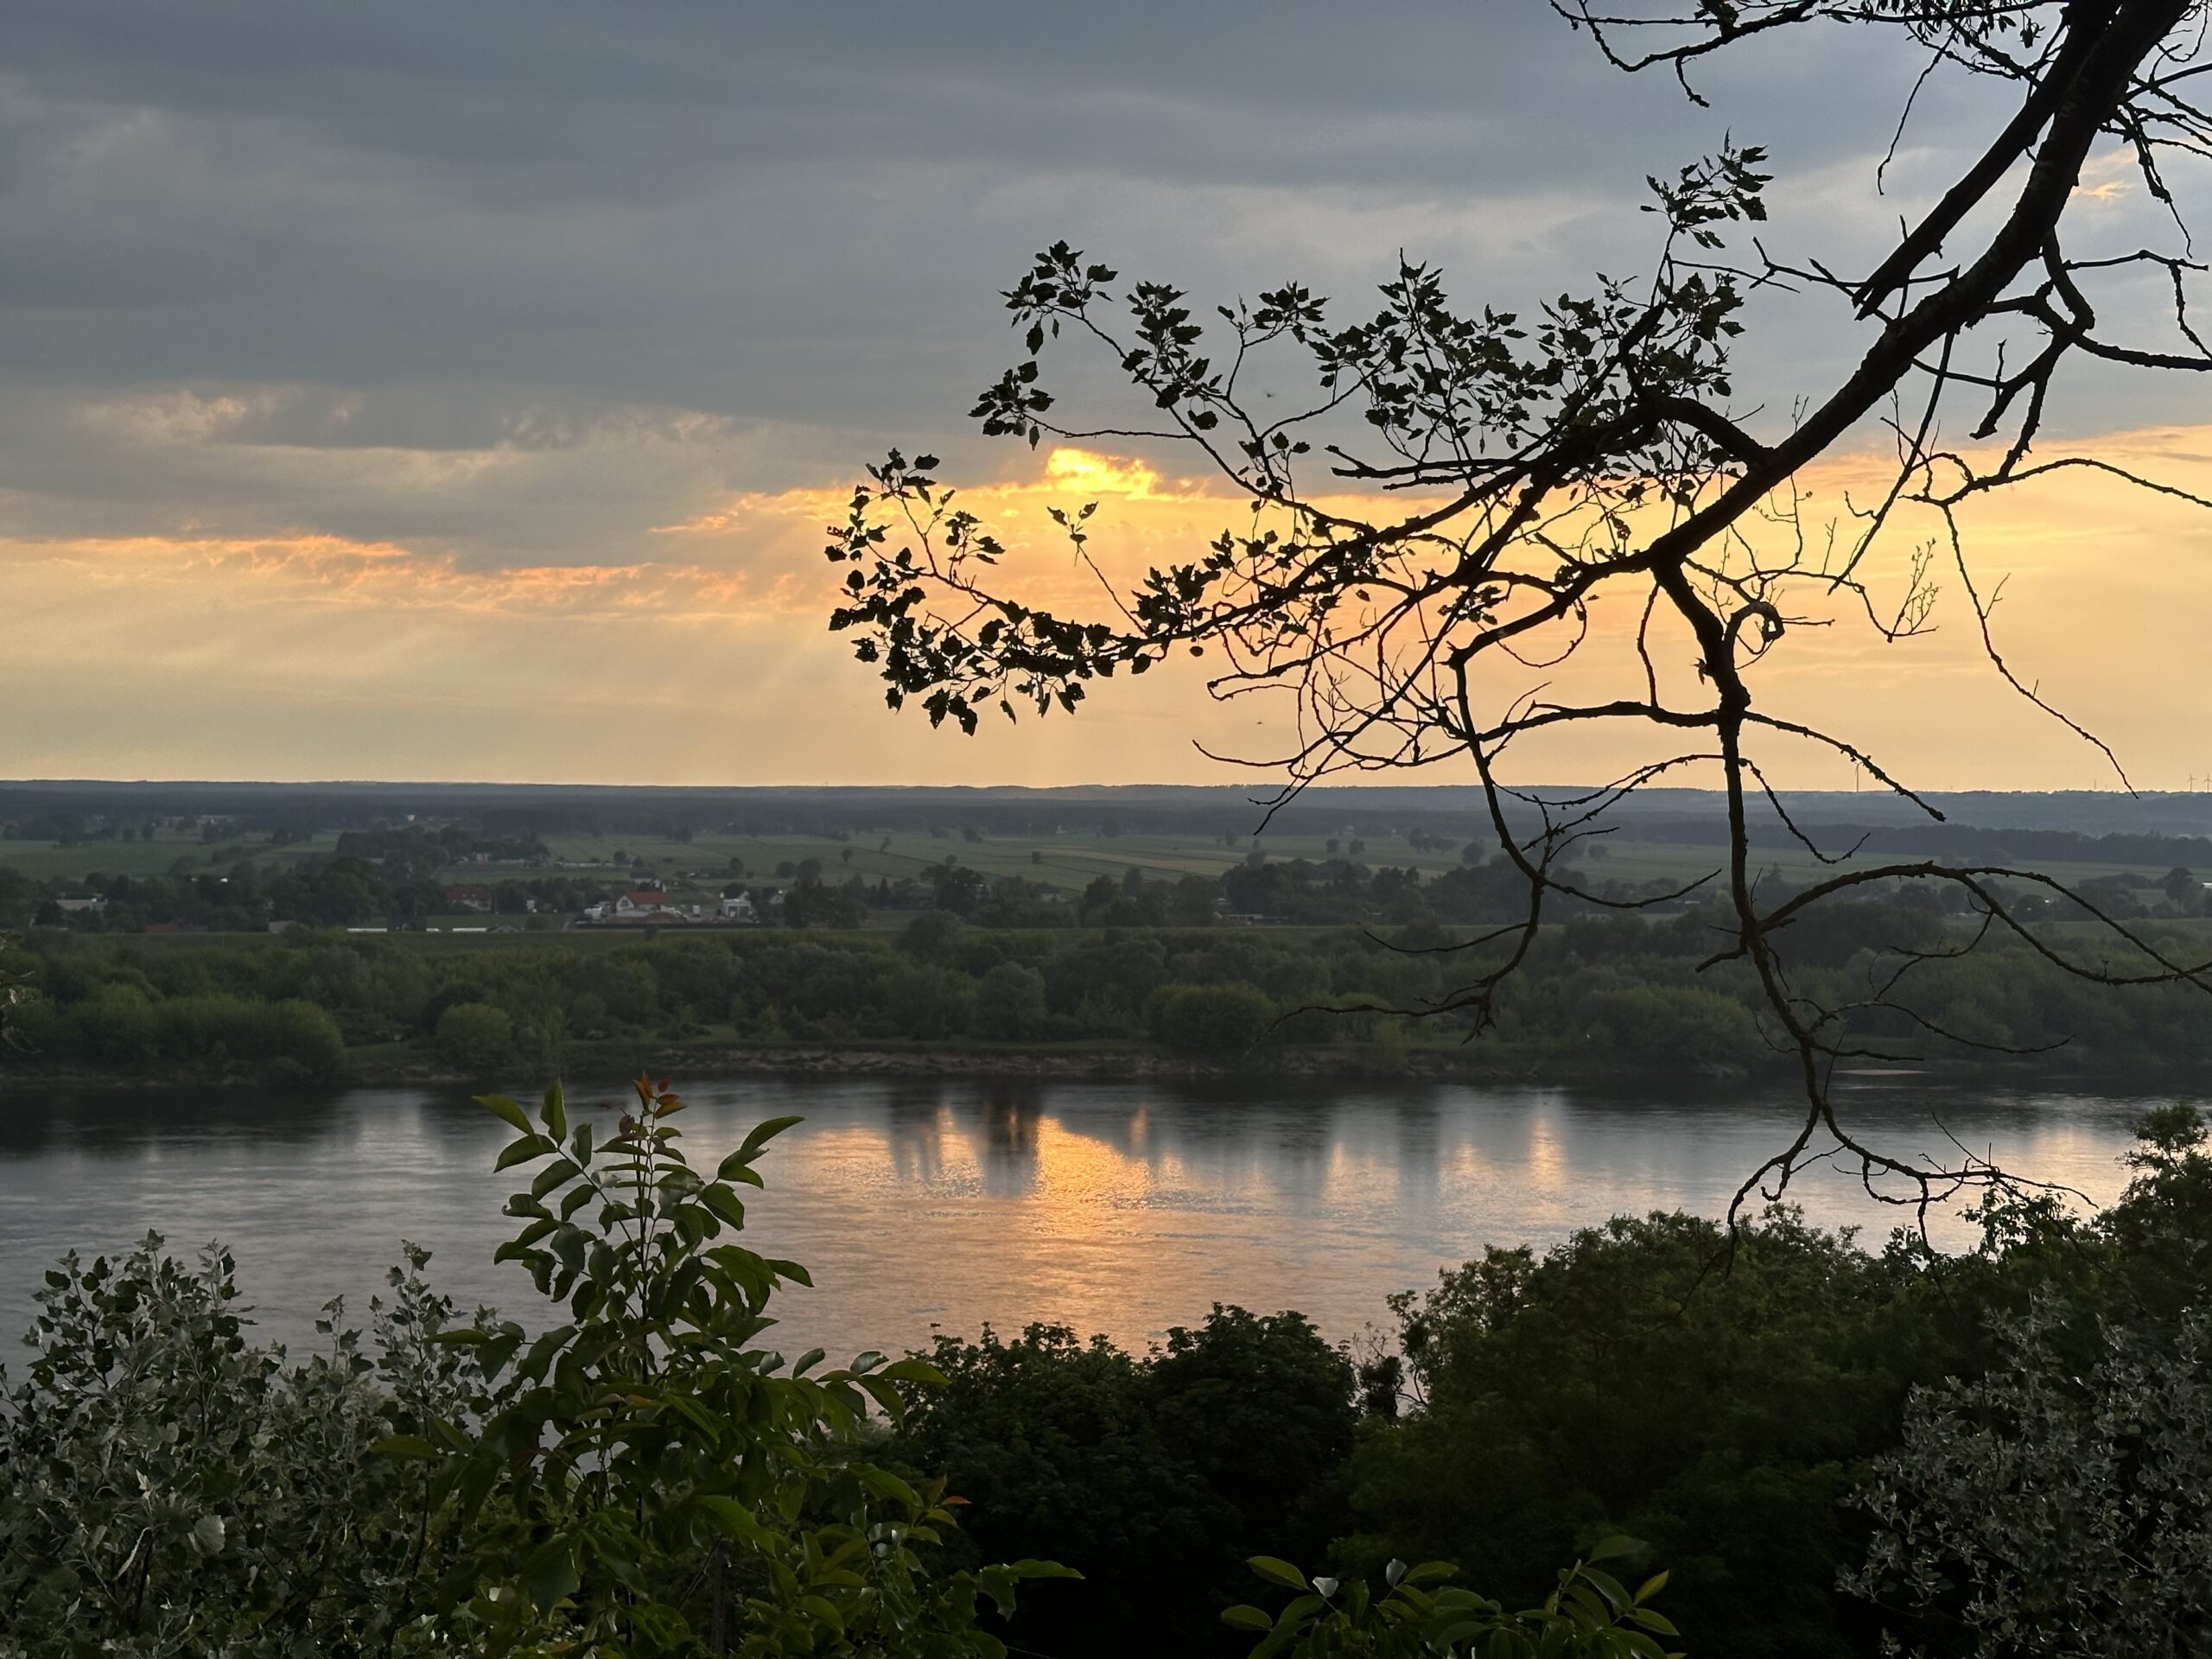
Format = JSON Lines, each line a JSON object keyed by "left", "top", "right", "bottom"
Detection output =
{"left": 581, "top": 890, "right": 690, "bottom": 926}
{"left": 443, "top": 885, "right": 495, "bottom": 912}
{"left": 54, "top": 895, "right": 105, "bottom": 914}
{"left": 718, "top": 893, "right": 759, "bottom": 923}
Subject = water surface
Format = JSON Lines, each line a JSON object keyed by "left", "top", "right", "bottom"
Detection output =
{"left": 0, "top": 1075, "right": 2158, "bottom": 1359}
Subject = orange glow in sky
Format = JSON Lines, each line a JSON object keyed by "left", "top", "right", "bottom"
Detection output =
{"left": 3, "top": 434, "right": 2209, "bottom": 791}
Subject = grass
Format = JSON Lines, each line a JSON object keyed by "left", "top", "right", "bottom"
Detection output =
{"left": 0, "top": 832, "right": 344, "bottom": 883}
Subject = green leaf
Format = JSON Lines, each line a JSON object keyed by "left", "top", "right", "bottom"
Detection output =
{"left": 694, "top": 1496, "right": 779, "bottom": 1548}
{"left": 882, "top": 1357, "right": 949, "bottom": 1388}
{"left": 540, "top": 1081, "right": 568, "bottom": 1141}
{"left": 494, "top": 1135, "right": 557, "bottom": 1172}
{"left": 192, "top": 1515, "right": 226, "bottom": 1555}
{"left": 477, "top": 1094, "right": 531, "bottom": 1135}
{"left": 530, "top": 1159, "right": 581, "bottom": 1200}
{"left": 521, "top": 1537, "right": 579, "bottom": 1613}
{"left": 734, "top": 1114, "right": 804, "bottom": 1161}
{"left": 700, "top": 1184, "right": 747, "bottom": 1230}
{"left": 1249, "top": 1556, "right": 1307, "bottom": 1591}
{"left": 1222, "top": 1605, "right": 1273, "bottom": 1632}
{"left": 371, "top": 1434, "right": 440, "bottom": 1460}
{"left": 1586, "top": 1535, "right": 1642, "bottom": 1563}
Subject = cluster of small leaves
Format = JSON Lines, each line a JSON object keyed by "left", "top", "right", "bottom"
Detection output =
{"left": 1845, "top": 1300, "right": 2212, "bottom": 1657}
{"left": 391, "top": 1075, "right": 1072, "bottom": 1657}
{"left": 827, "top": 451, "right": 1147, "bottom": 733}
{"left": 0, "top": 1235, "right": 480, "bottom": 1656}
{"left": 1221, "top": 1542, "right": 1680, "bottom": 1658}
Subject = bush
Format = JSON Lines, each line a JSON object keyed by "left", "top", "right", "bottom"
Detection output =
{"left": 895, "top": 1306, "right": 1356, "bottom": 1658}
{"left": 1151, "top": 983, "right": 1276, "bottom": 1055}
{"left": 434, "top": 1001, "right": 513, "bottom": 1074}
{"left": 0, "top": 1236, "right": 476, "bottom": 1653}
{"left": 0, "top": 1082, "right": 1077, "bottom": 1657}
{"left": 1580, "top": 984, "right": 1761, "bottom": 1067}
{"left": 971, "top": 962, "right": 1048, "bottom": 1041}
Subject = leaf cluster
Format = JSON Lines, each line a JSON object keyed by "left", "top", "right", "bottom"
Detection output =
{"left": 396, "top": 1076, "right": 1075, "bottom": 1656}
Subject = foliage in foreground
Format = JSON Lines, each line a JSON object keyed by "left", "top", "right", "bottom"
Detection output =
{"left": 1221, "top": 1548, "right": 1678, "bottom": 1659}
{"left": 891, "top": 1109, "right": 2212, "bottom": 1659}
{"left": 0, "top": 1077, "right": 1077, "bottom": 1657}
{"left": 892, "top": 1310, "right": 1358, "bottom": 1656}
{"left": 0, "top": 1076, "right": 1686, "bottom": 1658}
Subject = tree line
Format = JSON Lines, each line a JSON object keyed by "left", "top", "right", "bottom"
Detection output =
{"left": 11, "top": 897, "right": 2212, "bottom": 1084}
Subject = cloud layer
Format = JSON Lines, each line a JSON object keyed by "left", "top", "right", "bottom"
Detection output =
{"left": 0, "top": 3, "right": 2205, "bottom": 786}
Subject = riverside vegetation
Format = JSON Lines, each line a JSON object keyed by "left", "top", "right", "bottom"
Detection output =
{"left": 3, "top": 1076, "right": 2209, "bottom": 1656}
{"left": 10, "top": 896, "right": 2212, "bottom": 1086}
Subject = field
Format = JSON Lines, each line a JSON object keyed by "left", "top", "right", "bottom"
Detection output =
{"left": 3, "top": 822, "right": 2201, "bottom": 913}
{"left": 0, "top": 831, "right": 343, "bottom": 882}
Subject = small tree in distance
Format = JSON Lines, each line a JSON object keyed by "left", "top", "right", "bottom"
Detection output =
{"left": 830, "top": 0, "right": 2212, "bottom": 1218}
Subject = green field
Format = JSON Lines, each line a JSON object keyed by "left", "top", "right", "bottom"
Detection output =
{"left": 535, "top": 825, "right": 2203, "bottom": 906}
{"left": 0, "top": 830, "right": 343, "bottom": 883}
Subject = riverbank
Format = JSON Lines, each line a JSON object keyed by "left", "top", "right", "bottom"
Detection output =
{"left": 0, "top": 1039, "right": 1719, "bottom": 1092}
{"left": 2, "top": 1034, "right": 2162, "bottom": 1096}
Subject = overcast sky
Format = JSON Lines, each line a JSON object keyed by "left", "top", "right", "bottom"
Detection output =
{"left": 3, "top": 2, "right": 2207, "bottom": 789}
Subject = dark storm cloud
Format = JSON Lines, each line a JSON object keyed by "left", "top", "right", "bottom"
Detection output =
{"left": 0, "top": 2, "right": 2183, "bottom": 563}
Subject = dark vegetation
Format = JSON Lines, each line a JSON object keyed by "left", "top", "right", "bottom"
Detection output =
{"left": 899, "top": 1103, "right": 2212, "bottom": 1657}
{"left": 14, "top": 779, "right": 2212, "bottom": 842}
{"left": 12, "top": 894, "right": 2212, "bottom": 1084}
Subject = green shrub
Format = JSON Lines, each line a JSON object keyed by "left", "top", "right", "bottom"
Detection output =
{"left": 434, "top": 1000, "right": 513, "bottom": 1074}
{"left": 1151, "top": 983, "right": 1276, "bottom": 1055}
{"left": 1580, "top": 985, "right": 1761, "bottom": 1067}
{"left": 971, "top": 962, "right": 1048, "bottom": 1041}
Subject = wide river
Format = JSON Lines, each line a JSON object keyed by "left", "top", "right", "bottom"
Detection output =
{"left": 0, "top": 1074, "right": 2170, "bottom": 1361}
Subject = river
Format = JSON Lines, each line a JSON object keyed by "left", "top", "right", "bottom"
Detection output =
{"left": 0, "top": 1074, "right": 2165, "bottom": 1362}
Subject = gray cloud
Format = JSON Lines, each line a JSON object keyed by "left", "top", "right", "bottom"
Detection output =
{"left": 0, "top": 1, "right": 2196, "bottom": 569}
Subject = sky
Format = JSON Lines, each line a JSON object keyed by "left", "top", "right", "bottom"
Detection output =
{"left": 3, "top": 1, "right": 2209, "bottom": 792}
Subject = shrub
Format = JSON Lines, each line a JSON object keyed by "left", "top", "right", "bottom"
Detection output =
{"left": 1580, "top": 985, "right": 1761, "bottom": 1067}
{"left": 971, "top": 963, "right": 1048, "bottom": 1041}
{"left": 434, "top": 1000, "right": 513, "bottom": 1074}
{"left": 1151, "top": 983, "right": 1275, "bottom": 1055}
